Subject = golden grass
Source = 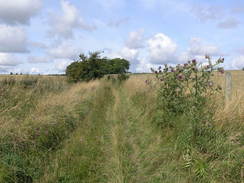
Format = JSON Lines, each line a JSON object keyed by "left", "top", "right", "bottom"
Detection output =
{"left": 0, "top": 73, "right": 243, "bottom": 182}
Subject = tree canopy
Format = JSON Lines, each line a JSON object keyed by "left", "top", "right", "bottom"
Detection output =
{"left": 65, "top": 52, "right": 130, "bottom": 82}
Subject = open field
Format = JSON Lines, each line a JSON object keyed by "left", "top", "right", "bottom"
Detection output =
{"left": 0, "top": 72, "right": 243, "bottom": 183}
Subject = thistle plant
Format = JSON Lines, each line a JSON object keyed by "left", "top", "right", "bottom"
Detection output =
{"left": 152, "top": 56, "right": 224, "bottom": 114}
{"left": 152, "top": 56, "right": 224, "bottom": 129}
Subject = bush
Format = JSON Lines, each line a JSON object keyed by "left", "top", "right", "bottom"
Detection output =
{"left": 66, "top": 52, "right": 130, "bottom": 82}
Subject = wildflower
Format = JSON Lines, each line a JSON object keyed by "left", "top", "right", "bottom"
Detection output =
{"left": 217, "top": 57, "right": 224, "bottom": 63}
{"left": 204, "top": 65, "right": 211, "bottom": 70}
{"left": 158, "top": 66, "right": 162, "bottom": 70}
{"left": 192, "top": 67, "right": 198, "bottom": 72}
{"left": 177, "top": 73, "right": 184, "bottom": 80}
{"left": 208, "top": 81, "right": 214, "bottom": 87}
{"left": 218, "top": 67, "right": 224, "bottom": 74}
{"left": 192, "top": 59, "right": 197, "bottom": 65}
{"left": 205, "top": 55, "right": 210, "bottom": 60}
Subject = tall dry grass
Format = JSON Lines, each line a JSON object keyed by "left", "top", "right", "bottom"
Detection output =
{"left": 0, "top": 72, "right": 243, "bottom": 182}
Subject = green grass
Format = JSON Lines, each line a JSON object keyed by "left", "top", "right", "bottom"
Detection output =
{"left": 0, "top": 74, "right": 243, "bottom": 183}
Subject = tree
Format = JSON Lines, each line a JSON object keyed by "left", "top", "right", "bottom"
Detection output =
{"left": 66, "top": 52, "right": 130, "bottom": 82}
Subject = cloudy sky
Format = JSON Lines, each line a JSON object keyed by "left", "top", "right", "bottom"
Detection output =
{"left": 0, "top": 0, "right": 244, "bottom": 74}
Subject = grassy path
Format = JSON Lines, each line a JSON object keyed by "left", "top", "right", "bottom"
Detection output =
{"left": 37, "top": 83, "right": 172, "bottom": 183}
{"left": 36, "top": 81, "right": 243, "bottom": 183}
{"left": 102, "top": 85, "right": 183, "bottom": 183}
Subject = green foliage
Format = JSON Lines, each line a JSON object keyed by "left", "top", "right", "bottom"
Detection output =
{"left": 151, "top": 57, "right": 244, "bottom": 182}
{"left": 152, "top": 56, "right": 224, "bottom": 116}
{"left": 66, "top": 52, "right": 130, "bottom": 82}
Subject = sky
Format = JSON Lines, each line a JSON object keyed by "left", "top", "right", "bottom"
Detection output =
{"left": 0, "top": 0, "right": 244, "bottom": 74}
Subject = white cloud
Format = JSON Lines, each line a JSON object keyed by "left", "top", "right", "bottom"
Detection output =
{"left": 147, "top": 33, "right": 178, "bottom": 64}
{"left": 135, "top": 57, "right": 154, "bottom": 73}
{"left": 0, "top": 0, "right": 42, "bottom": 25}
{"left": 47, "top": 42, "right": 80, "bottom": 60}
{"left": 96, "top": 0, "right": 125, "bottom": 9}
{"left": 217, "top": 18, "right": 240, "bottom": 29}
{"left": 54, "top": 59, "right": 71, "bottom": 73}
{"left": 120, "top": 47, "right": 139, "bottom": 61}
{"left": 0, "top": 25, "right": 28, "bottom": 53}
{"left": 0, "top": 53, "right": 21, "bottom": 66}
{"left": 139, "top": 0, "right": 158, "bottom": 9}
{"left": 231, "top": 56, "right": 244, "bottom": 69}
{"left": 105, "top": 31, "right": 226, "bottom": 73}
{"left": 28, "top": 56, "right": 51, "bottom": 63}
{"left": 108, "top": 17, "right": 129, "bottom": 28}
{"left": 125, "top": 29, "right": 145, "bottom": 49}
{"left": 188, "top": 37, "right": 220, "bottom": 56}
{"left": 192, "top": 5, "right": 223, "bottom": 22}
{"left": 30, "top": 67, "right": 40, "bottom": 74}
{"left": 48, "top": 0, "right": 96, "bottom": 39}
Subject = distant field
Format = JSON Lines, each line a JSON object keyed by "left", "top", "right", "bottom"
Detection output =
{"left": 0, "top": 72, "right": 243, "bottom": 182}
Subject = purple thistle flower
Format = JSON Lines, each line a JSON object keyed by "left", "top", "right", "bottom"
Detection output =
{"left": 217, "top": 58, "right": 224, "bottom": 63}
{"left": 192, "top": 67, "right": 198, "bottom": 72}
{"left": 205, "top": 55, "right": 210, "bottom": 60}
{"left": 218, "top": 67, "right": 224, "bottom": 74}
{"left": 177, "top": 74, "right": 184, "bottom": 80}
{"left": 192, "top": 59, "right": 197, "bottom": 65}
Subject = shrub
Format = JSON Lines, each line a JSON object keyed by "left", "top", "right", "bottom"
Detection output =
{"left": 66, "top": 52, "right": 130, "bottom": 82}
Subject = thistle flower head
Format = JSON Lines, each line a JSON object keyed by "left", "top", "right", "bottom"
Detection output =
{"left": 218, "top": 67, "right": 224, "bottom": 74}
{"left": 177, "top": 73, "right": 184, "bottom": 80}
{"left": 205, "top": 55, "right": 210, "bottom": 60}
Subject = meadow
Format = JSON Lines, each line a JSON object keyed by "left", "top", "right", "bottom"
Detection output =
{"left": 0, "top": 72, "right": 243, "bottom": 183}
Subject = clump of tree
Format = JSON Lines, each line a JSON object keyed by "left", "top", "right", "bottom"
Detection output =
{"left": 66, "top": 52, "right": 130, "bottom": 82}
